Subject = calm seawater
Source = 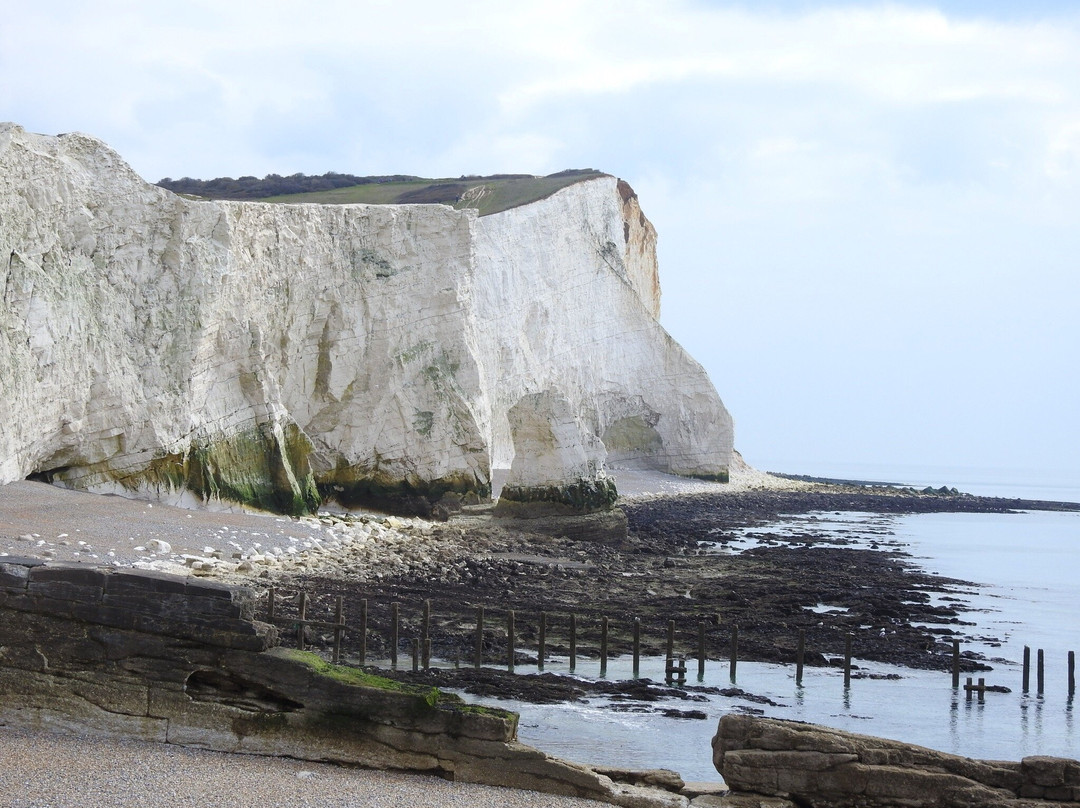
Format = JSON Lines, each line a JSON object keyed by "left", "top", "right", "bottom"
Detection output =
{"left": 473, "top": 465, "right": 1080, "bottom": 781}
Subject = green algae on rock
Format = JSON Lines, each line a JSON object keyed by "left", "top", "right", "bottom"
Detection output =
{"left": 494, "top": 477, "right": 619, "bottom": 518}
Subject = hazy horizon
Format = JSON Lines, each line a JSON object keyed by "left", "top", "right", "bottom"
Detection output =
{"left": 4, "top": 1, "right": 1078, "bottom": 479}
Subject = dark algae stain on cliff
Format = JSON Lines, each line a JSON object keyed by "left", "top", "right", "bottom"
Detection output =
{"left": 495, "top": 478, "right": 619, "bottom": 517}
{"left": 105, "top": 422, "right": 321, "bottom": 516}
{"left": 316, "top": 462, "right": 489, "bottom": 517}
{"left": 181, "top": 423, "right": 321, "bottom": 516}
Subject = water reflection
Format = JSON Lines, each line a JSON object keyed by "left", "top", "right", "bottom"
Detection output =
{"left": 949, "top": 689, "right": 960, "bottom": 751}
{"left": 485, "top": 654, "right": 1080, "bottom": 781}
{"left": 477, "top": 507, "right": 1080, "bottom": 781}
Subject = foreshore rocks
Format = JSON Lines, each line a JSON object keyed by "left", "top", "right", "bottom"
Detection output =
{"left": 0, "top": 123, "right": 733, "bottom": 516}
{"left": 713, "top": 714, "right": 1080, "bottom": 807}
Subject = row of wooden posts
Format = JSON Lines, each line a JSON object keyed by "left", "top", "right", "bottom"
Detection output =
{"left": 265, "top": 588, "right": 1078, "bottom": 697}
{"left": 266, "top": 588, "right": 736, "bottom": 682}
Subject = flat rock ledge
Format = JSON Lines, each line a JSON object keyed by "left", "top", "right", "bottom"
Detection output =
{"left": 713, "top": 714, "right": 1080, "bottom": 807}
{"left": 0, "top": 558, "right": 688, "bottom": 808}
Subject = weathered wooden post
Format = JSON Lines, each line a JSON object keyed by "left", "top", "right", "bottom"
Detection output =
{"left": 665, "top": 655, "right": 687, "bottom": 685}
{"left": 729, "top": 623, "right": 739, "bottom": 683}
{"left": 952, "top": 639, "right": 960, "bottom": 688}
{"left": 359, "top": 599, "right": 368, "bottom": 666}
{"left": 507, "top": 609, "right": 516, "bottom": 672}
{"left": 570, "top": 613, "right": 578, "bottom": 671}
{"left": 267, "top": 587, "right": 276, "bottom": 621}
{"left": 332, "top": 596, "right": 345, "bottom": 664}
{"left": 411, "top": 638, "right": 419, "bottom": 672}
{"left": 1037, "top": 649, "right": 1045, "bottom": 695}
{"left": 978, "top": 677, "right": 986, "bottom": 703}
{"left": 966, "top": 676, "right": 973, "bottom": 702}
{"left": 423, "top": 638, "right": 432, "bottom": 670}
{"left": 698, "top": 621, "right": 706, "bottom": 680}
{"left": 1070, "top": 651, "right": 1076, "bottom": 699}
{"left": 474, "top": 605, "right": 484, "bottom": 669}
{"left": 538, "top": 612, "right": 547, "bottom": 671}
{"left": 796, "top": 628, "right": 805, "bottom": 686}
{"left": 1023, "top": 646, "right": 1031, "bottom": 693}
{"left": 297, "top": 592, "right": 308, "bottom": 650}
{"left": 843, "top": 633, "right": 853, "bottom": 689}
{"left": 632, "top": 618, "right": 641, "bottom": 678}
{"left": 422, "top": 599, "right": 431, "bottom": 647}
{"left": 390, "top": 601, "right": 399, "bottom": 667}
{"left": 600, "top": 616, "right": 609, "bottom": 676}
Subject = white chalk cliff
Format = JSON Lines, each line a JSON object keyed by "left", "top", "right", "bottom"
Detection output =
{"left": 0, "top": 124, "right": 733, "bottom": 514}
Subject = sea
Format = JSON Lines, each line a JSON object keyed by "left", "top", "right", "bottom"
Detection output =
{"left": 467, "top": 464, "right": 1080, "bottom": 781}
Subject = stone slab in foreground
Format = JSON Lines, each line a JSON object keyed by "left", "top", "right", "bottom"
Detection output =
{"left": 0, "top": 560, "right": 685, "bottom": 808}
{"left": 713, "top": 713, "right": 1080, "bottom": 807}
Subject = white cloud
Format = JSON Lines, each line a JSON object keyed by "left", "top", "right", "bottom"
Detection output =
{"left": 1045, "top": 120, "right": 1080, "bottom": 181}
{"left": 3, "top": 0, "right": 1080, "bottom": 470}
{"left": 494, "top": 5, "right": 1079, "bottom": 112}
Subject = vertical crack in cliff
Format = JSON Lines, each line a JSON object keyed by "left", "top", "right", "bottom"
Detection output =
{"left": 314, "top": 316, "right": 335, "bottom": 401}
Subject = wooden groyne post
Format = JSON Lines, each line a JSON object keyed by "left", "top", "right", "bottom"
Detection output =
{"left": 843, "top": 633, "right": 853, "bottom": 689}
{"left": 666, "top": 655, "right": 687, "bottom": 685}
{"left": 965, "top": 676, "right": 990, "bottom": 703}
{"left": 952, "top": 639, "right": 960, "bottom": 688}
{"left": 422, "top": 599, "right": 431, "bottom": 668}
{"left": 796, "top": 628, "right": 805, "bottom": 687}
{"left": 507, "top": 609, "right": 516, "bottom": 672}
{"left": 297, "top": 592, "right": 308, "bottom": 650}
{"left": 538, "top": 612, "right": 547, "bottom": 671}
{"left": 1070, "top": 651, "right": 1076, "bottom": 699}
{"left": 1023, "top": 646, "right": 1030, "bottom": 693}
{"left": 698, "top": 621, "right": 706, "bottom": 681}
{"left": 332, "top": 596, "right": 345, "bottom": 664}
{"left": 474, "top": 605, "right": 484, "bottom": 669}
{"left": 390, "top": 602, "right": 399, "bottom": 667}
{"left": 569, "top": 613, "right": 578, "bottom": 671}
{"left": 600, "top": 616, "right": 609, "bottom": 676}
{"left": 632, "top": 618, "right": 641, "bottom": 678}
{"left": 359, "top": 599, "right": 368, "bottom": 666}
{"left": 729, "top": 623, "right": 739, "bottom": 683}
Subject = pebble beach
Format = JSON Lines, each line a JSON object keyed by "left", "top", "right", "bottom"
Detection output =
{"left": 0, "top": 726, "right": 607, "bottom": 808}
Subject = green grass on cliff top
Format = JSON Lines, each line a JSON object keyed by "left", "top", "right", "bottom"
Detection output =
{"left": 262, "top": 170, "right": 607, "bottom": 216}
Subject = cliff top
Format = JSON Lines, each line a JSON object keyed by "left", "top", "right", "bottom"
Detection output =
{"left": 156, "top": 169, "right": 609, "bottom": 216}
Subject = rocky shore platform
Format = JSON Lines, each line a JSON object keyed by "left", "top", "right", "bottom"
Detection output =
{"left": 4, "top": 471, "right": 1078, "bottom": 711}
{"left": 279, "top": 478, "right": 1079, "bottom": 707}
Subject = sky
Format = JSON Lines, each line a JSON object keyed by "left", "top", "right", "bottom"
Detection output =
{"left": 3, "top": 0, "right": 1079, "bottom": 481}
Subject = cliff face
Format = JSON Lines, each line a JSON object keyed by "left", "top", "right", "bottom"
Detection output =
{"left": 0, "top": 124, "right": 732, "bottom": 514}
{"left": 471, "top": 177, "right": 730, "bottom": 481}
